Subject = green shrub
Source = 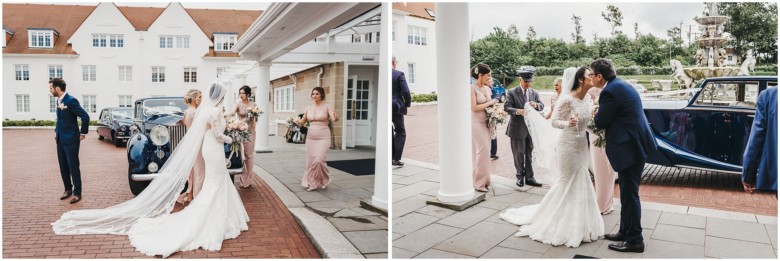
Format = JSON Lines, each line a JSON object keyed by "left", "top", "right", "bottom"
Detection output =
{"left": 3, "top": 119, "right": 98, "bottom": 127}
{"left": 412, "top": 93, "right": 438, "bottom": 103}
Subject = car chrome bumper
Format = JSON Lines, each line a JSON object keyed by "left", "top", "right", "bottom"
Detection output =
{"left": 131, "top": 168, "right": 243, "bottom": 181}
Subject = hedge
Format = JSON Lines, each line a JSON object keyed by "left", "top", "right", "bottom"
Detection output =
{"left": 3, "top": 119, "right": 98, "bottom": 127}
{"left": 412, "top": 93, "right": 437, "bottom": 103}
{"left": 534, "top": 65, "right": 777, "bottom": 76}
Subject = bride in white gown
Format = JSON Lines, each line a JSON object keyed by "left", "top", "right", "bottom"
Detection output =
{"left": 52, "top": 82, "right": 249, "bottom": 257}
{"left": 499, "top": 67, "right": 604, "bottom": 248}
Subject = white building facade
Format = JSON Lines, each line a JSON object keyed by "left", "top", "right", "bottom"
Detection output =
{"left": 392, "top": 3, "right": 437, "bottom": 95}
{"left": 3, "top": 3, "right": 259, "bottom": 120}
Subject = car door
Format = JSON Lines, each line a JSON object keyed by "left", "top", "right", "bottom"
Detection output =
{"left": 97, "top": 109, "right": 109, "bottom": 138}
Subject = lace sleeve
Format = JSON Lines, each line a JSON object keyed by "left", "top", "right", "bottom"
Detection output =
{"left": 183, "top": 109, "right": 196, "bottom": 128}
{"left": 551, "top": 97, "right": 571, "bottom": 129}
{"left": 210, "top": 107, "right": 233, "bottom": 143}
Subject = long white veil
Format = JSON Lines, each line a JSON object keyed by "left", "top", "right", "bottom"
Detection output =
{"left": 524, "top": 67, "right": 577, "bottom": 187}
{"left": 52, "top": 82, "right": 225, "bottom": 235}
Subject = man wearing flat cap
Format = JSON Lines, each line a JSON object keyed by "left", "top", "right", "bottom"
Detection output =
{"left": 504, "top": 66, "right": 545, "bottom": 187}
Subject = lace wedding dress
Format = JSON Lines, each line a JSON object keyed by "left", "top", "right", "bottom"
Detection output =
{"left": 127, "top": 107, "right": 250, "bottom": 257}
{"left": 499, "top": 72, "right": 604, "bottom": 248}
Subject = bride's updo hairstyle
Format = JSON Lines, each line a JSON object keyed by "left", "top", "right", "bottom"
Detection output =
{"left": 571, "top": 66, "right": 589, "bottom": 92}
{"left": 471, "top": 63, "right": 491, "bottom": 79}
{"left": 209, "top": 82, "right": 226, "bottom": 106}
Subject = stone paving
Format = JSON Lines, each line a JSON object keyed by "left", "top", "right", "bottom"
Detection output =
{"left": 391, "top": 163, "right": 778, "bottom": 259}
{"left": 2, "top": 129, "right": 319, "bottom": 258}
{"left": 255, "top": 137, "right": 387, "bottom": 259}
{"left": 403, "top": 102, "right": 778, "bottom": 216}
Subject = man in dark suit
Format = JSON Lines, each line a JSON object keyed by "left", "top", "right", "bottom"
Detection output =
{"left": 742, "top": 86, "right": 777, "bottom": 192}
{"left": 50, "top": 78, "right": 90, "bottom": 204}
{"left": 592, "top": 58, "right": 657, "bottom": 253}
{"left": 504, "top": 66, "right": 544, "bottom": 187}
{"left": 392, "top": 56, "right": 412, "bottom": 166}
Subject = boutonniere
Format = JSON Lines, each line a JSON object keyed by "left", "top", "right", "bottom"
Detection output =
{"left": 58, "top": 103, "right": 68, "bottom": 110}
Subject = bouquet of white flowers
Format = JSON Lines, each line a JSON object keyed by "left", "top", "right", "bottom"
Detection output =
{"left": 247, "top": 106, "right": 262, "bottom": 122}
{"left": 486, "top": 103, "right": 509, "bottom": 138}
{"left": 587, "top": 105, "right": 606, "bottom": 148}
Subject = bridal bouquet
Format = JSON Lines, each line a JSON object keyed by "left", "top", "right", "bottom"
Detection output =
{"left": 286, "top": 115, "right": 301, "bottom": 127}
{"left": 246, "top": 106, "right": 263, "bottom": 122}
{"left": 587, "top": 105, "right": 606, "bottom": 148}
{"left": 486, "top": 103, "right": 509, "bottom": 138}
{"left": 224, "top": 117, "right": 252, "bottom": 154}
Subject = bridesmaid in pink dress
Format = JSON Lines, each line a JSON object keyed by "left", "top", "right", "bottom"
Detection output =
{"left": 177, "top": 89, "right": 205, "bottom": 204}
{"left": 471, "top": 64, "right": 499, "bottom": 192}
{"left": 544, "top": 77, "right": 563, "bottom": 120}
{"left": 227, "top": 86, "right": 259, "bottom": 188}
{"left": 298, "top": 87, "right": 339, "bottom": 191}
{"left": 587, "top": 86, "right": 616, "bottom": 214}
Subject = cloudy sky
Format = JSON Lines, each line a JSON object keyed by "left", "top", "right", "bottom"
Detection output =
{"left": 469, "top": 2, "right": 707, "bottom": 45}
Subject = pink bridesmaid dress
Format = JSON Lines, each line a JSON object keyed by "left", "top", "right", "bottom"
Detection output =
{"left": 180, "top": 107, "right": 206, "bottom": 202}
{"left": 234, "top": 101, "right": 258, "bottom": 188}
{"left": 588, "top": 87, "right": 616, "bottom": 214}
{"left": 302, "top": 104, "right": 334, "bottom": 190}
{"left": 472, "top": 85, "right": 492, "bottom": 191}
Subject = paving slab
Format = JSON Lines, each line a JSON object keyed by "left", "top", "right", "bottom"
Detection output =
{"left": 326, "top": 216, "right": 387, "bottom": 232}
{"left": 705, "top": 217, "right": 771, "bottom": 244}
{"left": 436, "top": 206, "right": 497, "bottom": 229}
{"left": 320, "top": 188, "right": 373, "bottom": 201}
{"left": 433, "top": 222, "right": 517, "bottom": 257}
{"left": 342, "top": 230, "right": 388, "bottom": 254}
{"left": 414, "top": 205, "right": 457, "bottom": 219}
{"left": 392, "top": 212, "right": 439, "bottom": 235}
{"left": 641, "top": 209, "right": 662, "bottom": 230}
{"left": 295, "top": 191, "right": 332, "bottom": 203}
{"left": 393, "top": 194, "right": 432, "bottom": 218}
{"left": 391, "top": 247, "right": 419, "bottom": 259}
{"left": 479, "top": 246, "right": 542, "bottom": 259}
{"left": 393, "top": 223, "right": 463, "bottom": 253}
{"left": 650, "top": 224, "right": 705, "bottom": 246}
{"left": 539, "top": 241, "right": 603, "bottom": 258}
{"left": 766, "top": 224, "right": 778, "bottom": 250}
{"left": 704, "top": 236, "right": 776, "bottom": 258}
{"left": 414, "top": 249, "right": 475, "bottom": 259}
{"left": 497, "top": 234, "right": 553, "bottom": 254}
{"left": 657, "top": 212, "right": 706, "bottom": 229}
{"left": 393, "top": 181, "right": 439, "bottom": 203}
{"left": 642, "top": 239, "right": 705, "bottom": 259}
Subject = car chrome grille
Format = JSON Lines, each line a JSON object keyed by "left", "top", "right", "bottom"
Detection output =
{"left": 168, "top": 125, "right": 187, "bottom": 152}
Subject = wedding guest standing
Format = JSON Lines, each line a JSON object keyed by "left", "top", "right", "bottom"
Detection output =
{"left": 50, "top": 78, "right": 90, "bottom": 204}
{"left": 299, "top": 87, "right": 339, "bottom": 191}
{"left": 742, "top": 86, "right": 777, "bottom": 193}
{"left": 392, "top": 56, "right": 412, "bottom": 166}
{"left": 505, "top": 66, "right": 545, "bottom": 187}
{"left": 177, "top": 89, "right": 205, "bottom": 203}
{"left": 544, "top": 77, "right": 563, "bottom": 119}
{"left": 587, "top": 75, "right": 616, "bottom": 214}
{"left": 227, "top": 85, "right": 259, "bottom": 188}
{"left": 471, "top": 63, "right": 499, "bottom": 192}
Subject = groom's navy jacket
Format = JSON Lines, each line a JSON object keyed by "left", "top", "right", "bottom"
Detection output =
{"left": 55, "top": 93, "right": 90, "bottom": 145}
{"left": 594, "top": 77, "right": 657, "bottom": 172}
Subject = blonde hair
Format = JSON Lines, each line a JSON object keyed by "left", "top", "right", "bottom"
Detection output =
{"left": 184, "top": 89, "right": 201, "bottom": 105}
{"left": 553, "top": 77, "right": 563, "bottom": 86}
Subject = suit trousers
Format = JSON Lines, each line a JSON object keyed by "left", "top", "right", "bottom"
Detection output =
{"left": 490, "top": 137, "right": 497, "bottom": 157}
{"left": 57, "top": 141, "right": 83, "bottom": 196}
{"left": 618, "top": 161, "right": 645, "bottom": 244}
{"left": 392, "top": 112, "right": 406, "bottom": 161}
{"left": 509, "top": 136, "right": 534, "bottom": 180}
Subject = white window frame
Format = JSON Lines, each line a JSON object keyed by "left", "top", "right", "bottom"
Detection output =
{"left": 407, "top": 26, "right": 427, "bottom": 46}
{"left": 83, "top": 95, "right": 97, "bottom": 113}
{"left": 16, "top": 94, "right": 30, "bottom": 113}
{"left": 82, "top": 65, "right": 96, "bottom": 82}
{"left": 214, "top": 34, "right": 237, "bottom": 52}
{"left": 217, "top": 67, "right": 229, "bottom": 77}
{"left": 183, "top": 67, "right": 197, "bottom": 83}
{"left": 118, "top": 66, "right": 132, "bottom": 82}
{"left": 92, "top": 34, "right": 124, "bottom": 48}
{"left": 152, "top": 66, "right": 165, "bottom": 82}
{"left": 28, "top": 30, "right": 54, "bottom": 48}
{"left": 160, "top": 35, "right": 189, "bottom": 49}
{"left": 352, "top": 34, "right": 362, "bottom": 43}
{"left": 118, "top": 95, "right": 133, "bottom": 108}
{"left": 407, "top": 63, "right": 416, "bottom": 84}
{"left": 15, "top": 64, "right": 30, "bottom": 81}
{"left": 274, "top": 85, "right": 295, "bottom": 112}
{"left": 49, "top": 65, "right": 63, "bottom": 80}
{"left": 49, "top": 95, "right": 57, "bottom": 113}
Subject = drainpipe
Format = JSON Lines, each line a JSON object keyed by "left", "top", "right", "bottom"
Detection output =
{"left": 317, "top": 66, "right": 324, "bottom": 87}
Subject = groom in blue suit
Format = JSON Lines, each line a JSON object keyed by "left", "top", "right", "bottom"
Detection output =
{"left": 742, "top": 86, "right": 777, "bottom": 192}
{"left": 591, "top": 59, "right": 657, "bottom": 253}
{"left": 50, "top": 78, "right": 90, "bottom": 204}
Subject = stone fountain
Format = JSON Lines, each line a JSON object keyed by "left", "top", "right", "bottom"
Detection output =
{"left": 670, "top": 2, "right": 757, "bottom": 89}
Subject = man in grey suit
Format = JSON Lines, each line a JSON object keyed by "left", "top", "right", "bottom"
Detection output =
{"left": 504, "top": 66, "right": 545, "bottom": 187}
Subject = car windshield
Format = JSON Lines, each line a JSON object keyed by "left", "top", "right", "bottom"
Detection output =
{"left": 111, "top": 109, "right": 134, "bottom": 120}
{"left": 142, "top": 99, "right": 187, "bottom": 117}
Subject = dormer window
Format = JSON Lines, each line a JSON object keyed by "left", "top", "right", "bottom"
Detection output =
{"left": 3, "top": 28, "right": 12, "bottom": 48}
{"left": 425, "top": 8, "right": 435, "bottom": 18}
{"left": 28, "top": 28, "right": 57, "bottom": 48}
{"left": 214, "top": 32, "right": 237, "bottom": 52}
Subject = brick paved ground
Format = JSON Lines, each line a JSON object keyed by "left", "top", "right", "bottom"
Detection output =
{"left": 2, "top": 129, "right": 320, "bottom": 258}
{"left": 402, "top": 104, "right": 777, "bottom": 216}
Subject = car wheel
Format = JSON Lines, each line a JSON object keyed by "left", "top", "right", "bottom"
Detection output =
{"left": 113, "top": 132, "right": 123, "bottom": 147}
{"left": 500, "top": 94, "right": 507, "bottom": 103}
{"left": 128, "top": 168, "right": 150, "bottom": 196}
{"left": 98, "top": 130, "right": 104, "bottom": 140}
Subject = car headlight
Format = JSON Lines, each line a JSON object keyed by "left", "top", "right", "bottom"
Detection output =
{"left": 121, "top": 126, "right": 128, "bottom": 131}
{"left": 150, "top": 126, "right": 170, "bottom": 146}
{"left": 148, "top": 162, "right": 159, "bottom": 173}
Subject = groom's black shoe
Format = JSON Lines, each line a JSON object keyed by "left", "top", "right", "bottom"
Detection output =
{"left": 516, "top": 179, "right": 524, "bottom": 187}
{"left": 60, "top": 190, "right": 72, "bottom": 200}
{"left": 69, "top": 195, "right": 81, "bottom": 204}
{"left": 604, "top": 233, "right": 625, "bottom": 241}
{"left": 608, "top": 241, "right": 644, "bottom": 253}
{"left": 525, "top": 177, "right": 542, "bottom": 187}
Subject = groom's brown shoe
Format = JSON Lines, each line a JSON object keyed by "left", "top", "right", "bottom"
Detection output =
{"left": 608, "top": 241, "right": 644, "bottom": 253}
{"left": 60, "top": 190, "right": 72, "bottom": 200}
{"left": 69, "top": 195, "right": 81, "bottom": 204}
{"left": 604, "top": 233, "right": 625, "bottom": 241}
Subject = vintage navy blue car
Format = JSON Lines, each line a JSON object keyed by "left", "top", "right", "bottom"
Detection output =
{"left": 642, "top": 76, "right": 777, "bottom": 174}
{"left": 96, "top": 107, "right": 134, "bottom": 147}
{"left": 126, "top": 97, "right": 243, "bottom": 195}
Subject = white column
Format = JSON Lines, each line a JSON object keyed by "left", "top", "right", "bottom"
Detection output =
{"left": 436, "top": 3, "right": 475, "bottom": 203}
{"left": 254, "top": 63, "right": 272, "bottom": 153}
{"left": 370, "top": 2, "right": 390, "bottom": 210}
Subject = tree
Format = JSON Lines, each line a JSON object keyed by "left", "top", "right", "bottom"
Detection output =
{"left": 666, "top": 25, "right": 685, "bottom": 61}
{"left": 526, "top": 26, "right": 537, "bottom": 51}
{"left": 634, "top": 34, "right": 666, "bottom": 66}
{"left": 507, "top": 24, "right": 520, "bottom": 39}
{"left": 633, "top": 22, "right": 640, "bottom": 40}
{"left": 601, "top": 4, "right": 623, "bottom": 35}
{"left": 718, "top": 2, "right": 778, "bottom": 64}
{"left": 470, "top": 27, "right": 524, "bottom": 85}
{"left": 571, "top": 14, "right": 585, "bottom": 44}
